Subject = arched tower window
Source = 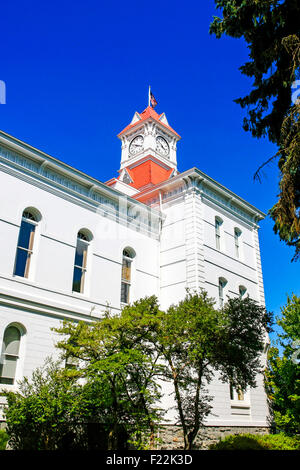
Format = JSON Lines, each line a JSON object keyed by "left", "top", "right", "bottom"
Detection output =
{"left": 14, "top": 209, "right": 40, "bottom": 278}
{"left": 0, "top": 325, "right": 21, "bottom": 385}
{"left": 72, "top": 230, "right": 92, "bottom": 294}
{"left": 121, "top": 248, "right": 135, "bottom": 304}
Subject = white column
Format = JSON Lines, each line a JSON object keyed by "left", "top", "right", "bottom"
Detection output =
{"left": 184, "top": 177, "right": 205, "bottom": 292}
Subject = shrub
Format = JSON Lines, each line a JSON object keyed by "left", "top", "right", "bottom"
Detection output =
{"left": 209, "top": 433, "right": 300, "bottom": 450}
{"left": 0, "top": 429, "right": 9, "bottom": 450}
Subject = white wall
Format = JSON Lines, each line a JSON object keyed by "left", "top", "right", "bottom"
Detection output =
{"left": 0, "top": 170, "right": 160, "bottom": 312}
{"left": 0, "top": 161, "right": 268, "bottom": 427}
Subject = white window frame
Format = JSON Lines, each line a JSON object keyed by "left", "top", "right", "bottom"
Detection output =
{"left": 0, "top": 324, "right": 25, "bottom": 387}
{"left": 218, "top": 277, "right": 227, "bottom": 308}
{"left": 215, "top": 217, "right": 223, "bottom": 251}
{"left": 234, "top": 227, "right": 242, "bottom": 259}
{"left": 14, "top": 210, "right": 39, "bottom": 279}
{"left": 72, "top": 231, "right": 91, "bottom": 294}
{"left": 120, "top": 248, "right": 135, "bottom": 305}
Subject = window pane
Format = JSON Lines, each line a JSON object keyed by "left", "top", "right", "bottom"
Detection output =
{"left": 72, "top": 266, "right": 84, "bottom": 293}
{"left": 218, "top": 283, "right": 223, "bottom": 298}
{"left": 0, "top": 376, "right": 14, "bottom": 385}
{"left": 0, "top": 355, "right": 17, "bottom": 382}
{"left": 74, "top": 240, "right": 88, "bottom": 268}
{"left": 14, "top": 248, "right": 30, "bottom": 277}
{"left": 4, "top": 327, "right": 21, "bottom": 355}
{"left": 122, "top": 259, "right": 131, "bottom": 281}
{"left": 121, "top": 282, "right": 130, "bottom": 304}
{"left": 18, "top": 220, "right": 35, "bottom": 249}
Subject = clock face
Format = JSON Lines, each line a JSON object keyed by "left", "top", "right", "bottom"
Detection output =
{"left": 129, "top": 135, "right": 144, "bottom": 156}
{"left": 156, "top": 136, "right": 169, "bottom": 157}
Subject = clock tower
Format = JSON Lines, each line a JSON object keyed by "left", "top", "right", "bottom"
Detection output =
{"left": 106, "top": 104, "right": 181, "bottom": 194}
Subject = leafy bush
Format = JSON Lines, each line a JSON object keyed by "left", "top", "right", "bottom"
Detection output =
{"left": 0, "top": 429, "right": 9, "bottom": 450}
{"left": 209, "top": 433, "right": 300, "bottom": 450}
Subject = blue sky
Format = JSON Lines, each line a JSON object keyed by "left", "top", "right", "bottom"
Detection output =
{"left": 1, "top": 0, "right": 299, "bottom": 342}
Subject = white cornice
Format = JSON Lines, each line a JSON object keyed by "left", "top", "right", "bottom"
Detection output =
{"left": 135, "top": 167, "right": 266, "bottom": 224}
{"left": 0, "top": 130, "right": 155, "bottom": 210}
{"left": 0, "top": 130, "right": 163, "bottom": 238}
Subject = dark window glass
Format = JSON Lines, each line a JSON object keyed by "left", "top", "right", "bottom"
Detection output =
{"left": 14, "top": 248, "right": 29, "bottom": 277}
{"left": 72, "top": 233, "right": 89, "bottom": 293}
{"left": 74, "top": 240, "right": 87, "bottom": 268}
{"left": 121, "top": 282, "right": 130, "bottom": 304}
{"left": 14, "top": 219, "right": 36, "bottom": 278}
{"left": 72, "top": 267, "right": 84, "bottom": 293}
{"left": 18, "top": 220, "right": 35, "bottom": 249}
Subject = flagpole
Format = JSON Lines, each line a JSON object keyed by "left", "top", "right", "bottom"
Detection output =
{"left": 148, "top": 85, "right": 151, "bottom": 107}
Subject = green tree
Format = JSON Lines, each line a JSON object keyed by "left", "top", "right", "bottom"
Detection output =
{"left": 54, "top": 296, "right": 165, "bottom": 450}
{"left": 157, "top": 291, "right": 272, "bottom": 450}
{"left": 210, "top": 1, "right": 300, "bottom": 260}
{"left": 2, "top": 358, "right": 83, "bottom": 450}
{"left": 265, "top": 294, "right": 300, "bottom": 434}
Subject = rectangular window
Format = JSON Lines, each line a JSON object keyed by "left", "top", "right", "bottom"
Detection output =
{"left": 121, "top": 257, "right": 132, "bottom": 304}
{"left": 215, "top": 218, "right": 222, "bottom": 250}
{"left": 219, "top": 280, "right": 224, "bottom": 308}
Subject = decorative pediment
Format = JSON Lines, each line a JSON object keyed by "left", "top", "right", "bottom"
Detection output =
{"left": 158, "top": 113, "right": 169, "bottom": 126}
{"left": 130, "top": 112, "right": 142, "bottom": 125}
{"left": 119, "top": 168, "right": 134, "bottom": 184}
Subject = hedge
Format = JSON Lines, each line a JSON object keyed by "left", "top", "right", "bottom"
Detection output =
{"left": 209, "top": 433, "right": 300, "bottom": 450}
{"left": 0, "top": 429, "right": 9, "bottom": 450}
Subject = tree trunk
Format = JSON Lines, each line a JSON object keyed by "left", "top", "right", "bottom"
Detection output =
{"left": 149, "top": 420, "right": 155, "bottom": 450}
{"left": 107, "top": 423, "right": 118, "bottom": 450}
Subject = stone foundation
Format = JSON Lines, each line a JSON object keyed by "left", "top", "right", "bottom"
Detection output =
{"left": 157, "top": 425, "right": 270, "bottom": 450}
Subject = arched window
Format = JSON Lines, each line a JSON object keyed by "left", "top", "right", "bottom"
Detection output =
{"left": 72, "top": 230, "right": 92, "bottom": 293}
{"left": 215, "top": 217, "right": 223, "bottom": 251}
{"left": 218, "top": 277, "right": 227, "bottom": 308}
{"left": 239, "top": 285, "right": 247, "bottom": 299}
{"left": 0, "top": 326, "right": 21, "bottom": 385}
{"left": 121, "top": 248, "right": 135, "bottom": 304}
{"left": 14, "top": 209, "right": 40, "bottom": 278}
{"left": 234, "top": 228, "right": 242, "bottom": 258}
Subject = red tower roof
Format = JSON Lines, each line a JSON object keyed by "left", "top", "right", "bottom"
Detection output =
{"left": 118, "top": 106, "right": 180, "bottom": 138}
{"left": 118, "top": 156, "right": 174, "bottom": 190}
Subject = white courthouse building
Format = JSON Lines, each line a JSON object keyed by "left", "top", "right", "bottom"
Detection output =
{"left": 0, "top": 103, "right": 269, "bottom": 436}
